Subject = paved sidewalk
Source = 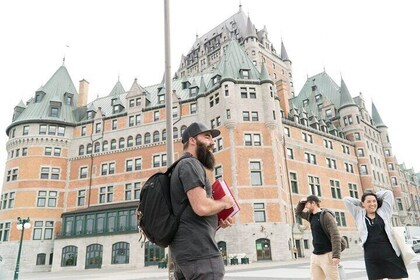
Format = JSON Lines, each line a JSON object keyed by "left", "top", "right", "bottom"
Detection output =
{"left": 9, "top": 255, "right": 420, "bottom": 280}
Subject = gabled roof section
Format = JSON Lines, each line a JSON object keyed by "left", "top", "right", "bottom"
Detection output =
{"left": 339, "top": 77, "right": 356, "bottom": 110}
{"left": 291, "top": 71, "right": 340, "bottom": 112}
{"left": 7, "top": 65, "right": 79, "bottom": 132}
{"left": 372, "top": 102, "right": 387, "bottom": 128}
{"left": 108, "top": 80, "right": 126, "bottom": 96}
{"left": 16, "top": 100, "right": 26, "bottom": 108}
{"left": 217, "top": 40, "right": 260, "bottom": 81}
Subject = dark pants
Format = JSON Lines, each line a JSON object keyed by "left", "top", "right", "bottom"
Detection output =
{"left": 174, "top": 256, "right": 225, "bottom": 280}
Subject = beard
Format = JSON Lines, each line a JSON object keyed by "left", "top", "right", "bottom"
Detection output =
{"left": 196, "top": 139, "right": 215, "bottom": 170}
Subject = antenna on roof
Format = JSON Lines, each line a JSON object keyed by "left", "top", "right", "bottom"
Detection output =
{"left": 63, "top": 44, "right": 69, "bottom": 66}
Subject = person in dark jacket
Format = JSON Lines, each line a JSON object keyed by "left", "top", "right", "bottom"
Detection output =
{"left": 296, "top": 195, "right": 340, "bottom": 280}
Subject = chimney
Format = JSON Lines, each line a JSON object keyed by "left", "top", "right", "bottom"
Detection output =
{"left": 275, "top": 79, "right": 290, "bottom": 118}
{"left": 78, "top": 79, "right": 89, "bottom": 107}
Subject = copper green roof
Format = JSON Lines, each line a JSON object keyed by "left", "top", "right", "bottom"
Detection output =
{"left": 339, "top": 78, "right": 356, "bottom": 110}
{"left": 108, "top": 80, "right": 126, "bottom": 96}
{"left": 372, "top": 102, "right": 387, "bottom": 128}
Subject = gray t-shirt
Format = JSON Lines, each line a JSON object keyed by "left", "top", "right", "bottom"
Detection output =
{"left": 169, "top": 155, "right": 219, "bottom": 264}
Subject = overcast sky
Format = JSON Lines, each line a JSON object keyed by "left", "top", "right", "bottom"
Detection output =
{"left": 0, "top": 0, "right": 419, "bottom": 191}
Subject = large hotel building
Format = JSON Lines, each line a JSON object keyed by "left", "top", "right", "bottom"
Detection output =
{"left": 1, "top": 6, "right": 419, "bottom": 275}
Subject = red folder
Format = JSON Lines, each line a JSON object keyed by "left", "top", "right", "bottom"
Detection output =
{"left": 212, "top": 179, "right": 240, "bottom": 221}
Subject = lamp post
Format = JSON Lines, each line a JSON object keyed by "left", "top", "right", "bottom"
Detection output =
{"left": 14, "top": 217, "right": 30, "bottom": 280}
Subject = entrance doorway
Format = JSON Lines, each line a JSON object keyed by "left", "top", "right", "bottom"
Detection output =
{"left": 85, "top": 244, "right": 103, "bottom": 269}
{"left": 256, "top": 238, "right": 271, "bottom": 261}
{"left": 217, "top": 241, "right": 227, "bottom": 265}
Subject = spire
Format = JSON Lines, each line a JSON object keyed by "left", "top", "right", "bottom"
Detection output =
{"left": 198, "top": 76, "right": 207, "bottom": 94}
{"left": 280, "top": 40, "right": 291, "bottom": 63}
{"left": 372, "top": 102, "right": 387, "bottom": 128}
{"left": 244, "top": 16, "right": 257, "bottom": 40}
{"left": 108, "top": 80, "right": 126, "bottom": 96}
{"left": 259, "top": 62, "right": 272, "bottom": 84}
{"left": 338, "top": 77, "right": 356, "bottom": 110}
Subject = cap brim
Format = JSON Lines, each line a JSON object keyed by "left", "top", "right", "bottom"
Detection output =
{"left": 196, "top": 129, "right": 220, "bottom": 138}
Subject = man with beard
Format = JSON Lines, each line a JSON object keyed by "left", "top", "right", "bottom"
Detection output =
{"left": 296, "top": 195, "right": 341, "bottom": 280}
{"left": 170, "top": 122, "right": 234, "bottom": 280}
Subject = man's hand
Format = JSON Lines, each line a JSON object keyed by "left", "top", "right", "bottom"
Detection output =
{"left": 220, "top": 195, "right": 234, "bottom": 209}
{"left": 332, "top": 258, "right": 340, "bottom": 265}
{"left": 219, "top": 217, "right": 233, "bottom": 229}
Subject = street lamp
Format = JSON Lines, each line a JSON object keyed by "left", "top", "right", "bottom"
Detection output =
{"left": 14, "top": 217, "right": 30, "bottom": 280}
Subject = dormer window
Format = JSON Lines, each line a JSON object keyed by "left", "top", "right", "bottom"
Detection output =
{"left": 64, "top": 92, "right": 74, "bottom": 105}
{"left": 35, "top": 92, "right": 45, "bottom": 103}
{"left": 50, "top": 107, "right": 60, "bottom": 117}
{"left": 158, "top": 94, "right": 165, "bottom": 104}
{"left": 190, "top": 87, "right": 198, "bottom": 97}
{"left": 315, "top": 94, "right": 322, "bottom": 102}
{"left": 212, "top": 75, "right": 220, "bottom": 85}
{"left": 303, "top": 99, "right": 309, "bottom": 106}
{"left": 111, "top": 98, "right": 117, "bottom": 105}
{"left": 240, "top": 69, "right": 250, "bottom": 79}
{"left": 113, "top": 105, "right": 120, "bottom": 114}
{"left": 87, "top": 111, "right": 95, "bottom": 119}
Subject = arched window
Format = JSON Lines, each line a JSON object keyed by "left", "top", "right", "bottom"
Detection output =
{"left": 173, "top": 127, "right": 178, "bottom": 139}
{"left": 112, "top": 242, "right": 130, "bottom": 264}
{"left": 61, "top": 245, "right": 78, "bottom": 267}
{"left": 181, "top": 125, "right": 187, "bottom": 136}
{"left": 110, "top": 139, "right": 117, "bottom": 150}
{"left": 153, "top": 131, "right": 160, "bottom": 143}
{"left": 86, "top": 143, "right": 92, "bottom": 154}
{"left": 162, "top": 129, "right": 166, "bottom": 141}
{"left": 79, "top": 145, "right": 84, "bottom": 156}
{"left": 94, "top": 142, "right": 100, "bottom": 153}
{"left": 102, "top": 141, "right": 109, "bottom": 152}
{"left": 144, "top": 133, "right": 151, "bottom": 144}
{"left": 36, "top": 253, "right": 46, "bottom": 265}
{"left": 127, "top": 136, "right": 134, "bottom": 147}
{"left": 135, "top": 134, "right": 142, "bottom": 145}
{"left": 119, "top": 138, "right": 125, "bottom": 149}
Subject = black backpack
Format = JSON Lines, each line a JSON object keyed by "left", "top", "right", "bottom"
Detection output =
{"left": 137, "top": 154, "right": 190, "bottom": 248}
{"left": 320, "top": 209, "right": 347, "bottom": 252}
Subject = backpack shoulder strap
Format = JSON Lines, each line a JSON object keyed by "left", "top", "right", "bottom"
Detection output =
{"left": 165, "top": 153, "right": 192, "bottom": 175}
{"left": 319, "top": 209, "right": 330, "bottom": 240}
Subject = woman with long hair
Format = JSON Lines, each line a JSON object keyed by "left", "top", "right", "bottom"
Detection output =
{"left": 344, "top": 190, "right": 408, "bottom": 280}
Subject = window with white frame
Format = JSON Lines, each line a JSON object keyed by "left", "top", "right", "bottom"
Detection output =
{"left": 99, "top": 186, "right": 113, "bottom": 203}
{"left": 112, "top": 120, "right": 117, "bottom": 130}
{"left": 360, "top": 165, "right": 368, "bottom": 175}
{"left": 326, "top": 158, "right": 337, "bottom": 169}
{"left": 37, "top": 191, "right": 57, "bottom": 207}
{"left": 348, "top": 183, "right": 358, "bottom": 198}
{"left": 330, "top": 180, "right": 341, "bottom": 199}
{"left": 391, "top": 177, "right": 398, "bottom": 186}
{"left": 80, "top": 167, "right": 88, "bottom": 179}
{"left": 286, "top": 148, "right": 294, "bottom": 159}
{"left": 126, "top": 159, "right": 133, "bottom": 172}
{"left": 6, "top": 168, "right": 18, "bottom": 182}
{"left": 284, "top": 127, "right": 290, "bottom": 137}
{"left": 290, "top": 172, "right": 298, "bottom": 193}
{"left": 1, "top": 192, "right": 15, "bottom": 209}
{"left": 304, "top": 152, "right": 317, "bottom": 164}
{"left": 101, "top": 162, "right": 115, "bottom": 175}
{"left": 249, "top": 87, "right": 256, "bottom": 98}
{"left": 342, "top": 145, "right": 350, "bottom": 154}
{"left": 244, "top": 133, "right": 261, "bottom": 146}
{"left": 153, "top": 111, "right": 160, "bottom": 121}
{"left": 135, "top": 158, "right": 142, "bottom": 170}
{"left": 215, "top": 165, "right": 223, "bottom": 180}
{"left": 0, "top": 222, "right": 11, "bottom": 241}
{"left": 253, "top": 203, "right": 266, "bottom": 222}
{"left": 357, "top": 148, "right": 365, "bottom": 157}
{"left": 190, "top": 103, "right": 197, "bottom": 114}
{"left": 153, "top": 154, "right": 167, "bottom": 167}
{"left": 354, "top": 132, "right": 361, "bottom": 140}
{"left": 302, "top": 132, "right": 313, "bottom": 143}
{"left": 33, "top": 221, "right": 54, "bottom": 240}
{"left": 40, "top": 167, "right": 60, "bottom": 179}
{"left": 125, "top": 182, "right": 141, "bottom": 200}
{"left": 308, "top": 176, "right": 321, "bottom": 196}
{"left": 242, "top": 111, "right": 250, "bottom": 121}
{"left": 251, "top": 111, "right": 259, "bottom": 121}
{"left": 334, "top": 211, "right": 347, "bottom": 226}
{"left": 323, "top": 139, "right": 333, "bottom": 149}
{"left": 250, "top": 161, "right": 262, "bottom": 186}
{"left": 77, "top": 190, "right": 86, "bottom": 206}
{"left": 345, "top": 163, "right": 354, "bottom": 173}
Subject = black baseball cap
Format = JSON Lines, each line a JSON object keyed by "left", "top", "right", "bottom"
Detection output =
{"left": 305, "top": 195, "right": 321, "bottom": 203}
{"left": 181, "top": 122, "right": 220, "bottom": 144}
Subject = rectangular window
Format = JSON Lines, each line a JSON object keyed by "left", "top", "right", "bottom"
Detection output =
{"left": 345, "top": 163, "right": 354, "bottom": 173}
{"left": 304, "top": 152, "right": 317, "bottom": 165}
{"left": 54, "top": 147, "right": 61, "bottom": 156}
{"left": 357, "top": 148, "right": 365, "bottom": 157}
{"left": 190, "top": 103, "right": 197, "bottom": 114}
{"left": 253, "top": 203, "right": 266, "bottom": 222}
{"left": 50, "top": 107, "right": 59, "bottom": 117}
{"left": 391, "top": 177, "right": 398, "bottom": 186}
{"left": 249, "top": 87, "right": 256, "bottom": 99}
{"left": 242, "top": 111, "right": 250, "bottom": 121}
{"left": 22, "top": 147, "right": 28, "bottom": 156}
{"left": 354, "top": 132, "right": 361, "bottom": 140}
{"left": 287, "top": 148, "right": 294, "bottom": 159}
{"left": 99, "top": 186, "right": 113, "bottom": 203}
{"left": 23, "top": 125, "right": 29, "bottom": 135}
{"left": 153, "top": 111, "right": 160, "bottom": 121}
{"left": 284, "top": 127, "right": 290, "bottom": 137}
{"left": 101, "top": 163, "right": 108, "bottom": 175}
{"left": 290, "top": 172, "right": 298, "bottom": 193}
{"left": 80, "top": 167, "right": 88, "bottom": 179}
{"left": 215, "top": 165, "right": 223, "bottom": 180}
{"left": 45, "top": 147, "right": 52, "bottom": 156}
{"left": 81, "top": 126, "right": 86, "bottom": 136}
{"left": 240, "top": 87, "right": 248, "bottom": 98}
{"left": 48, "top": 125, "right": 56, "bottom": 135}
{"left": 302, "top": 132, "right": 313, "bottom": 143}
{"left": 323, "top": 139, "right": 333, "bottom": 149}
{"left": 109, "top": 162, "right": 115, "bottom": 174}
{"left": 129, "top": 116, "right": 134, "bottom": 127}
{"left": 37, "top": 191, "right": 57, "bottom": 207}
{"left": 326, "top": 158, "right": 337, "bottom": 169}
{"left": 77, "top": 190, "right": 86, "bottom": 206}
{"left": 153, "top": 155, "right": 161, "bottom": 168}
{"left": 396, "top": 198, "right": 403, "bottom": 211}
{"left": 308, "top": 176, "right": 321, "bottom": 196}
{"left": 135, "top": 158, "right": 142, "bottom": 170}
{"left": 39, "top": 124, "right": 47, "bottom": 135}
{"left": 112, "top": 120, "right": 117, "bottom": 130}
{"left": 129, "top": 99, "right": 135, "bottom": 107}
{"left": 0, "top": 222, "right": 11, "bottom": 241}
{"left": 250, "top": 161, "right": 262, "bottom": 186}
{"left": 251, "top": 111, "right": 259, "bottom": 121}
{"left": 348, "top": 183, "right": 358, "bottom": 199}
{"left": 360, "top": 165, "right": 368, "bottom": 175}
{"left": 335, "top": 211, "right": 347, "bottom": 227}
{"left": 126, "top": 159, "right": 133, "bottom": 171}
{"left": 330, "top": 180, "right": 342, "bottom": 199}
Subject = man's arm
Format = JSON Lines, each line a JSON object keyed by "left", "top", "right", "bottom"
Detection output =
{"left": 295, "top": 199, "right": 310, "bottom": 221}
{"left": 324, "top": 212, "right": 341, "bottom": 262}
{"left": 343, "top": 196, "right": 362, "bottom": 219}
{"left": 187, "top": 186, "right": 233, "bottom": 217}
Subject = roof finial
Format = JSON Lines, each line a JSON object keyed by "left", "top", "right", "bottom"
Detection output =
{"left": 62, "top": 56, "right": 65, "bottom": 66}
{"left": 62, "top": 44, "right": 69, "bottom": 66}
{"left": 239, "top": 0, "right": 242, "bottom": 12}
